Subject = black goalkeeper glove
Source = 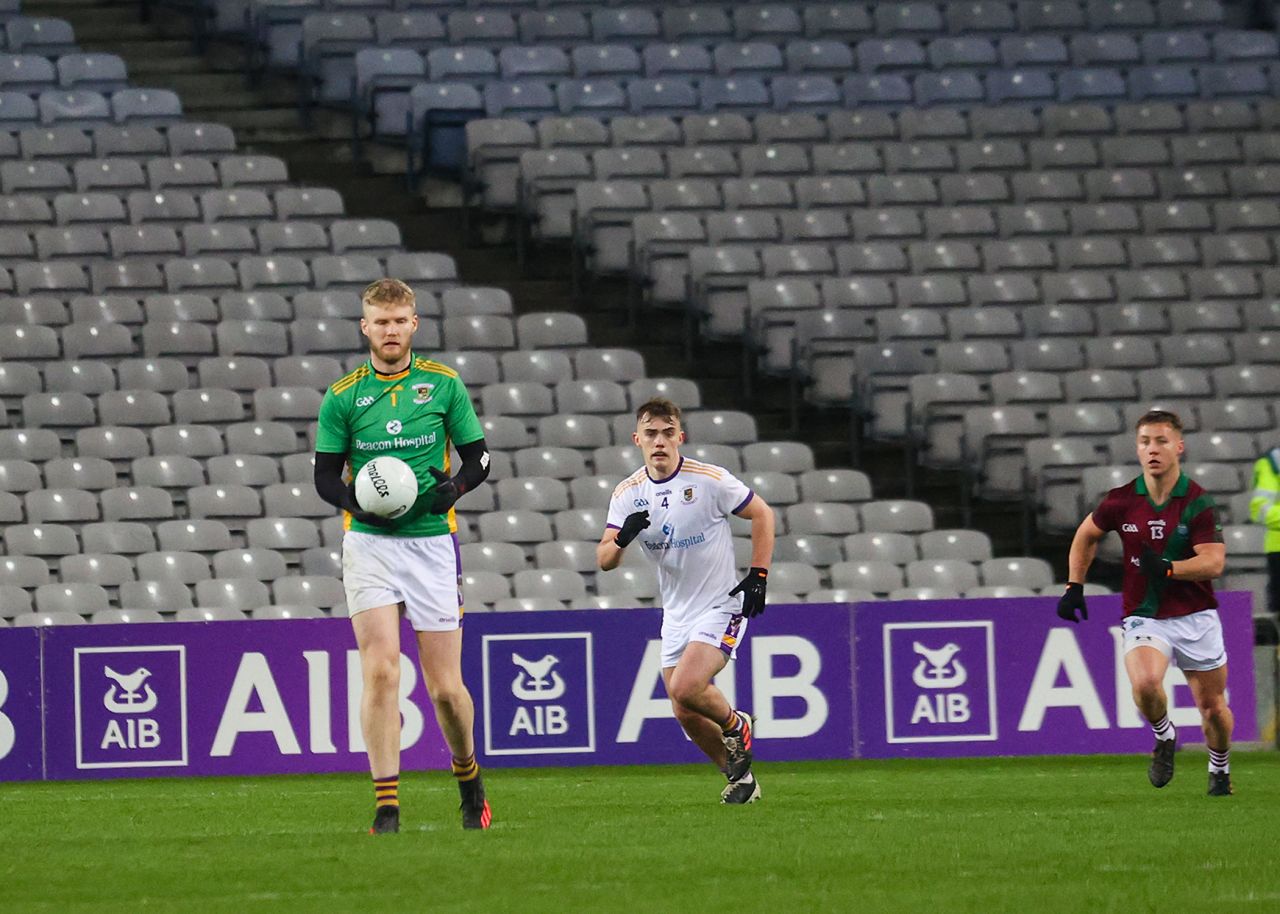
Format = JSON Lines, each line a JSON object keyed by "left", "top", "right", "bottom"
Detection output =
{"left": 427, "top": 466, "right": 462, "bottom": 515}
{"left": 730, "top": 567, "right": 768, "bottom": 619}
{"left": 1139, "top": 548, "right": 1173, "bottom": 582}
{"left": 614, "top": 510, "right": 649, "bottom": 548}
{"left": 342, "top": 482, "right": 394, "bottom": 528}
{"left": 1056, "top": 582, "right": 1087, "bottom": 623}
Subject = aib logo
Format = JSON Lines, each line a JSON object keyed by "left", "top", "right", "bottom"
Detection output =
{"left": 884, "top": 622, "right": 996, "bottom": 744}
{"left": 510, "top": 653, "right": 565, "bottom": 701}
{"left": 75, "top": 646, "right": 188, "bottom": 770}
{"left": 482, "top": 633, "right": 594, "bottom": 757}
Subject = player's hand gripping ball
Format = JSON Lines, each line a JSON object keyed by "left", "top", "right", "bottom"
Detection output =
{"left": 355, "top": 456, "right": 419, "bottom": 520}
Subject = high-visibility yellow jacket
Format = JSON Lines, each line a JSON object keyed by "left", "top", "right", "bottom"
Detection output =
{"left": 1250, "top": 448, "right": 1280, "bottom": 554}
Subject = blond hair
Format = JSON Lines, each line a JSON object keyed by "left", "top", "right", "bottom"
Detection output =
{"left": 361, "top": 278, "right": 415, "bottom": 310}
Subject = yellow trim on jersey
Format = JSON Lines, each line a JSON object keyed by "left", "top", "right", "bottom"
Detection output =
{"left": 330, "top": 365, "right": 370, "bottom": 395}
{"left": 377, "top": 366, "right": 411, "bottom": 382}
{"left": 682, "top": 467, "right": 724, "bottom": 481}
{"left": 612, "top": 469, "right": 647, "bottom": 499}
{"left": 682, "top": 459, "right": 725, "bottom": 479}
{"left": 415, "top": 357, "right": 460, "bottom": 379}
{"left": 444, "top": 441, "right": 458, "bottom": 533}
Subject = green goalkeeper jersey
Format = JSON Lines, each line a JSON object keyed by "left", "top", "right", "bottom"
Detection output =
{"left": 315, "top": 354, "right": 484, "bottom": 537}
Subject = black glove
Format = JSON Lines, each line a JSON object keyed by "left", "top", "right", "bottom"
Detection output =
{"left": 427, "top": 466, "right": 461, "bottom": 514}
{"left": 730, "top": 567, "right": 768, "bottom": 619}
{"left": 1139, "top": 548, "right": 1173, "bottom": 582}
{"left": 1056, "top": 582, "right": 1087, "bottom": 623}
{"left": 342, "top": 482, "right": 394, "bottom": 528}
{"left": 614, "top": 510, "right": 649, "bottom": 548}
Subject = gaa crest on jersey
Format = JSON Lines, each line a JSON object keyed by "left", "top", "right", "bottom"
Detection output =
{"left": 682, "top": 485, "right": 697, "bottom": 504}
{"left": 412, "top": 383, "right": 434, "bottom": 404}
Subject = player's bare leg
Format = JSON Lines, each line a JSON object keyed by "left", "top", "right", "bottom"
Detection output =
{"left": 662, "top": 666, "right": 728, "bottom": 769}
{"left": 417, "top": 629, "right": 490, "bottom": 828}
{"left": 353, "top": 604, "right": 404, "bottom": 833}
{"left": 666, "top": 642, "right": 759, "bottom": 804}
{"left": 1186, "top": 665, "right": 1234, "bottom": 796}
{"left": 1124, "top": 645, "right": 1177, "bottom": 788}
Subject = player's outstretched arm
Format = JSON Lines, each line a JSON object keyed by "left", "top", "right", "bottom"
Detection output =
{"left": 313, "top": 451, "right": 392, "bottom": 527}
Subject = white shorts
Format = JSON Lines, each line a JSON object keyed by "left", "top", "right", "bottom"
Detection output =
{"left": 660, "top": 603, "right": 747, "bottom": 669}
{"left": 1121, "top": 610, "right": 1227, "bottom": 672}
{"left": 342, "top": 530, "right": 463, "bottom": 632}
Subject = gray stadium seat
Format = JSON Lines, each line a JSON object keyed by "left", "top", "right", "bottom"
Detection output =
{"left": 0, "top": 554, "right": 51, "bottom": 588}
{"left": 44, "top": 456, "right": 116, "bottom": 490}
{"left": 100, "top": 486, "right": 175, "bottom": 521}
{"left": 79, "top": 521, "right": 155, "bottom": 556}
{"left": 36, "top": 582, "right": 110, "bottom": 615}
{"left": 918, "top": 530, "right": 994, "bottom": 562}
{"left": 60, "top": 552, "right": 134, "bottom": 587}
{"left": 830, "top": 560, "right": 904, "bottom": 595}
{"left": 461, "top": 542, "right": 526, "bottom": 575}
{"left": 860, "top": 499, "right": 935, "bottom": 533}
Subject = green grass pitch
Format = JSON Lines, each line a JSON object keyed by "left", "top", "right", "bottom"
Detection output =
{"left": 3, "top": 754, "right": 1278, "bottom": 914}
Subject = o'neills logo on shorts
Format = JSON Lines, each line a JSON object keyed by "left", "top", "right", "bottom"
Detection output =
{"left": 354, "top": 432, "right": 438, "bottom": 452}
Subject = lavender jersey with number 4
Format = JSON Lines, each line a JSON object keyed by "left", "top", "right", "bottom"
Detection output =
{"left": 607, "top": 457, "right": 753, "bottom": 623}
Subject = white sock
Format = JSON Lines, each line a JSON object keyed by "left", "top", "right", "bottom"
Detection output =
{"left": 1151, "top": 715, "right": 1175, "bottom": 742}
{"left": 1208, "top": 748, "right": 1230, "bottom": 774}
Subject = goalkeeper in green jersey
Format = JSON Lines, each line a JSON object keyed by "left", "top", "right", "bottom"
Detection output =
{"left": 313, "top": 279, "right": 492, "bottom": 833}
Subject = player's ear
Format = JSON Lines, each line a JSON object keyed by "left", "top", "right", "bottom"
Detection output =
{"left": 632, "top": 431, "right": 640, "bottom": 447}
{"left": 359, "top": 318, "right": 369, "bottom": 338}
{"left": 679, "top": 429, "right": 686, "bottom": 444}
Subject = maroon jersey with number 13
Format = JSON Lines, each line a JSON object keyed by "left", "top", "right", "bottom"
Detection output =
{"left": 1090, "top": 473, "right": 1223, "bottom": 620}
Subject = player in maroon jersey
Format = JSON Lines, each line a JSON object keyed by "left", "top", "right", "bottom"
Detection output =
{"left": 1058, "top": 410, "right": 1232, "bottom": 796}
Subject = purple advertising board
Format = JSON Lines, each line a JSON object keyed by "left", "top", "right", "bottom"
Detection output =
{"left": 39, "top": 618, "right": 451, "bottom": 781}
{"left": 462, "top": 605, "right": 854, "bottom": 768}
{"left": 0, "top": 594, "right": 1259, "bottom": 781}
{"left": 852, "top": 593, "right": 1258, "bottom": 758}
{"left": 0, "top": 629, "right": 43, "bottom": 781}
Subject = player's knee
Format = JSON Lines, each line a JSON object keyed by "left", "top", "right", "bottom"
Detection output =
{"left": 1129, "top": 675, "right": 1164, "bottom": 703}
{"left": 427, "top": 679, "right": 468, "bottom": 713}
{"left": 667, "top": 677, "right": 702, "bottom": 710}
{"left": 1199, "top": 694, "right": 1231, "bottom": 725}
{"left": 363, "top": 655, "right": 400, "bottom": 694}
{"left": 670, "top": 699, "right": 699, "bottom": 724}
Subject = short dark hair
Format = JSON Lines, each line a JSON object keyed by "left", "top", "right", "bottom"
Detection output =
{"left": 635, "top": 397, "right": 681, "bottom": 426}
{"left": 1135, "top": 409, "right": 1183, "bottom": 433}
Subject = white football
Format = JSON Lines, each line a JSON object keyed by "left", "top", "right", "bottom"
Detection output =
{"left": 354, "top": 456, "right": 418, "bottom": 519}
